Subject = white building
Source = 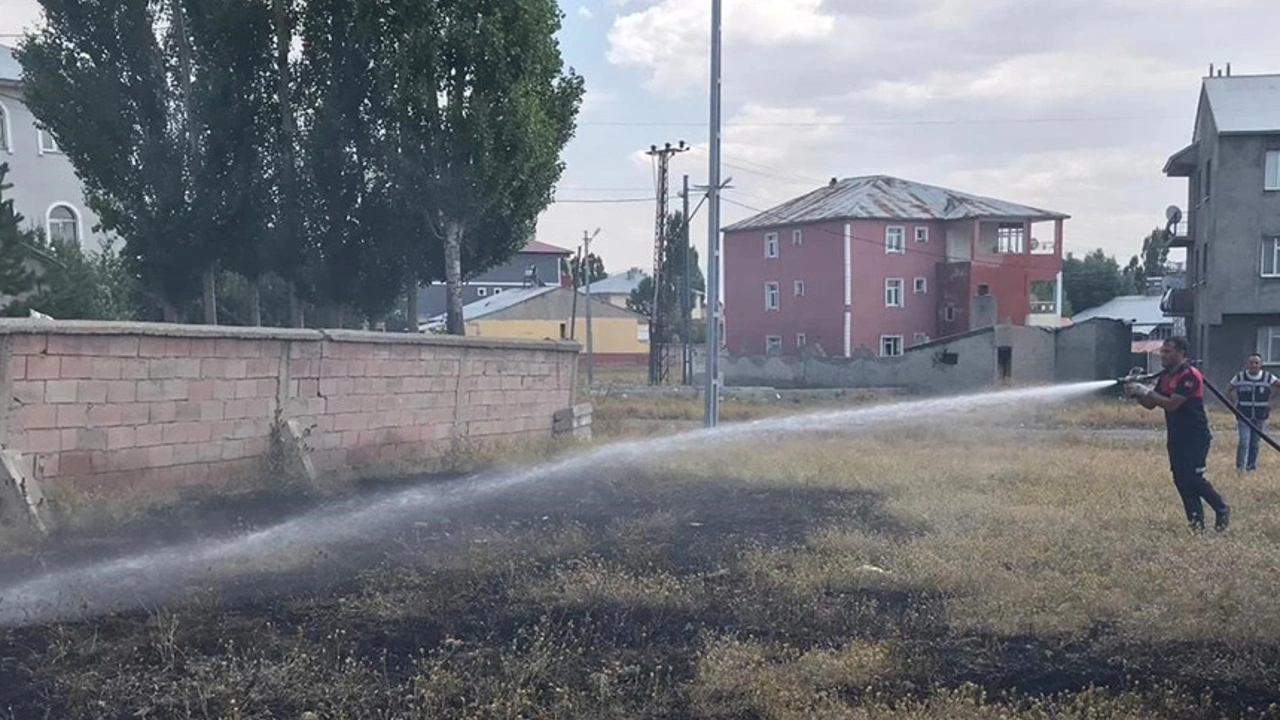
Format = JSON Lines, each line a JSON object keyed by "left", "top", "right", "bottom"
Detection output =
{"left": 0, "top": 44, "right": 106, "bottom": 250}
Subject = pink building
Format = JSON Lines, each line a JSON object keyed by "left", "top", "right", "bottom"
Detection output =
{"left": 722, "top": 176, "right": 1067, "bottom": 357}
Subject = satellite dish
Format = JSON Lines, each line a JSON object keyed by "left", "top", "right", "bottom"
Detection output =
{"left": 1165, "top": 205, "right": 1183, "bottom": 225}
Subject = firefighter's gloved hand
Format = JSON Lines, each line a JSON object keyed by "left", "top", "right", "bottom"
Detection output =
{"left": 1125, "top": 382, "right": 1153, "bottom": 398}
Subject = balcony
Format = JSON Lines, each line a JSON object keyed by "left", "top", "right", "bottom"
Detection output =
{"left": 1160, "top": 288, "right": 1194, "bottom": 316}
{"left": 1167, "top": 221, "right": 1193, "bottom": 249}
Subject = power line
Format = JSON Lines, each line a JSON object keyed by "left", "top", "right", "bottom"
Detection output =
{"left": 577, "top": 115, "right": 1184, "bottom": 128}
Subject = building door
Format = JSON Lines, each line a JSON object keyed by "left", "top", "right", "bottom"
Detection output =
{"left": 946, "top": 229, "right": 972, "bottom": 262}
{"left": 998, "top": 346, "right": 1012, "bottom": 381}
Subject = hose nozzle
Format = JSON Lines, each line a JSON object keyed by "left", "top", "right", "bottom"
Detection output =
{"left": 1117, "top": 366, "right": 1161, "bottom": 385}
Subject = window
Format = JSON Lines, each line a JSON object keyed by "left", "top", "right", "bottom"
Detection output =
{"left": 885, "top": 226, "right": 905, "bottom": 254}
{"left": 885, "top": 278, "right": 903, "bottom": 307}
{"left": 765, "top": 335, "right": 783, "bottom": 354}
{"left": 915, "top": 226, "right": 929, "bottom": 243}
{"left": 765, "top": 282, "right": 780, "bottom": 310}
{"left": 880, "top": 335, "right": 904, "bottom": 357}
{"left": 1267, "top": 151, "right": 1280, "bottom": 191}
{"left": 1259, "top": 327, "right": 1280, "bottom": 364}
{"left": 559, "top": 323, "right": 568, "bottom": 339}
{"left": 792, "top": 229, "right": 803, "bottom": 246}
{"left": 1204, "top": 159, "right": 1212, "bottom": 199}
{"left": 37, "top": 128, "right": 59, "bottom": 154}
{"left": 794, "top": 280, "right": 806, "bottom": 297}
{"left": 492, "top": 288, "right": 503, "bottom": 295}
{"left": 47, "top": 204, "right": 79, "bottom": 244}
{"left": 765, "top": 233, "right": 779, "bottom": 258}
{"left": 0, "top": 102, "right": 9, "bottom": 152}
{"left": 1263, "top": 238, "right": 1280, "bottom": 277}
{"left": 914, "top": 277, "right": 928, "bottom": 294}
{"left": 977, "top": 283, "right": 990, "bottom": 296}
{"left": 944, "top": 305, "right": 957, "bottom": 322}
{"left": 996, "top": 224, "right": 1025, "bottom": 253}
{"left": 797, "top": 333, "right": 807, "bottom": 349}
{"left": 913, "top": 333, "right": 930, "bottom": 346}
{"left": 477, "top": 287, "right": 488, "bottom": 297}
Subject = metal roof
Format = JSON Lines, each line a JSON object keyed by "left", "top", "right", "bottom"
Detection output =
{"left": 0, "top": 45, "right": 21, "bottom": 84}
{"left": 580, "top": 267, "right": 648, "bottom": 296}
{"left": 722, "top": 175, "right": 1068, "bottom": 232}
{"left": 1071, "top": 295, "right": 1169, "bottom": 333}
{"left": 522, "top": 240, "right": 573, "bottom": 255}
{"left": 422, "top": 285, "right": 559, "bottom": 327}
{"left": 1202, "top": 74, "right": 1280, "bottom": 134}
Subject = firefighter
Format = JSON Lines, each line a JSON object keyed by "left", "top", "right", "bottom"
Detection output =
{"left": 1125, "top": 336, "right": 1231, "bottom": 533}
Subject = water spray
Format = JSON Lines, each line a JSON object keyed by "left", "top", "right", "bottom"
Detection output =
{"left": 0, "top": 380, "right": 1114, "bottom": 627}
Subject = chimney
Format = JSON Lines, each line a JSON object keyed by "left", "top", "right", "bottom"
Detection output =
{"left": 1227, "top": 62, "right": 1232, "bottom": 76}
{"left": 829, "top": 177, "right": 837, "bottom": 187}
{"left": 1209, "top": 63, "right": 1214, "bottom": 77}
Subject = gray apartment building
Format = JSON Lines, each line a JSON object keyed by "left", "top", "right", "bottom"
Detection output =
{"left": 1163, "top": 69, "right": 1280, "bottom": 386}
{"left": 415, "top": 240, "right": 572, "bottom": 323}
{"left": 1, "top": 45, "right": 106, "bottom": 251}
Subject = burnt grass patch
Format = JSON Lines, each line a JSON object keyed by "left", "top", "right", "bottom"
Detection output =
{"left": 1, "top": 466, "right": 1279, "bottom": 718}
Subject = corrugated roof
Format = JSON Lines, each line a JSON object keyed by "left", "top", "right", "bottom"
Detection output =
{"left": 522, "top": 240, "right": 572, "bottom": 255}
{"left": 581, "top": 268, "right": 648, "bottom": 296}
{"left": 422, "top": 285, "right": 558, "bottom": 327}
{"left": 1071, "top": 295, "right": 1169, "bottom": 332}
{"left": 1203, "top": 74, "right": 1280, "bottom": 134}
{"left": 0, "top": 45, "right": 21, "bottom": 84}
{"left": 722, "top": 175, "right": 1068, "bottom": 232}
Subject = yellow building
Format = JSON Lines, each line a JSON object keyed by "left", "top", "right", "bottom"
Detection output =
{"left": 424, "top": 285, "right": 649, "bottom": 362}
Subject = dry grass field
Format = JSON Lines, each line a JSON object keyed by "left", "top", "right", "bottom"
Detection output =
{"left": 3, "top": 390, "right": 1280, "bottom": 718}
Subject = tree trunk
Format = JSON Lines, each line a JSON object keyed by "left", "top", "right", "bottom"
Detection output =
{"left": 201, "top": 267, "right": 218, "bottom": 325}
{"left": 288, "top": 281, "right": 304, "bottom": 328}
{"left": 406, "top": 281, "right": 419, "bottom": 333}
{"left": 335, "top": 306, "right": 345, "bottom": 329}
{"left": 444, "top": 221, "right": 465, "bottom": 336}
{"left": 249, "top": 277, "right": 263, "bottom": 326}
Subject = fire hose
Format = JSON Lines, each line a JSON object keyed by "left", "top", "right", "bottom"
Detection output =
{"left": 1118, "top": 365, "right": 1280, "bottom": 455}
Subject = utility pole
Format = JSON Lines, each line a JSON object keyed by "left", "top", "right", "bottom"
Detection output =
{"left": 646, "top": 141, "right": 689, "bottom": 386}
{"left": 681, "top": 174, "right": 693, "bottom": 386}
{"left": 705, "top": 0, "right": 723, "bottom": 427}
{"left": 569, "top": 246, "right": 583, "bottom": 340}
{"left": 583, "top": 228, "right": 601, "bottom": 387}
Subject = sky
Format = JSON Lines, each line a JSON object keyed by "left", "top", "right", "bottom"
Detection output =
{"left": 5, "top": 0, "right": 1280, "bottom": 281}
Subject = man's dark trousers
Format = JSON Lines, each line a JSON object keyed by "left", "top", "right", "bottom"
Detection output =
{"left": 1168, "top": 437, "right": 1227, "bottom": 529}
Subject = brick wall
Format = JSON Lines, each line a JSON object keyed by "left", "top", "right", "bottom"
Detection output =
{"left": 0, "top": 321, "right": 577, "bottom": 509}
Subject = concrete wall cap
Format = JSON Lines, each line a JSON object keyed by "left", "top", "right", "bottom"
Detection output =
{"left": 0, "top": 319, "right": 581, "bottom": 354}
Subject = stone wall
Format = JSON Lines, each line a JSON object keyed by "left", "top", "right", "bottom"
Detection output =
{"left": 0, "top": 321, "right": 578, "bottom": 527}
{"left": 698, "top": 320, "right": 1130, "bottom": 393}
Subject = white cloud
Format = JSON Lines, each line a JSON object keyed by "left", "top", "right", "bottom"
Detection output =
{"left": 577, "top": 5, "right": 594, "bottom": 20}
{"left": 0, "top": 0, "right": 42, "bottom": 36}
{"left": 606, "top": 0, "right": 835, "bottom": 95}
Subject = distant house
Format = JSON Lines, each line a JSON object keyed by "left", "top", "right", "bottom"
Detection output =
{"left": 1, "top": 45, "right": 107, "bottom": 251}
{"left": 421, "top": 285, "right": 650, "bottom": 364}
{"left": 416, "top": 240, "right": 573, "bottom": 320}
{"left": 580, "top": 266, "right": 708, "bottom": 320}
{"left": 721, "top": 175, "right": 1068, "bottom": 358}
{"left": 1162, "top": 67, "right": 1280, "bottom": 384}
{"left": 1073, "top": 295, "right": 1180, "bottom": 372}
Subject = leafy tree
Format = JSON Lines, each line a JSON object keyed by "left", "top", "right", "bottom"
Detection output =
{"left": 0, "top": 163, "right": 39, "bottom": 314}
{"left": 1063, "top": 248, "right": 1128, "bottom": 315}
{"left": 1122, "top": 227, "right": 1172, "bottom": 295}
{"left": 405, "top": 0, "right": 584, "bottom": 334}
{"left": 627, "top": 211, "right": 705, "bottom": 342}
{"left": 568, "top": 253, "right": 607, "bottom": 286}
